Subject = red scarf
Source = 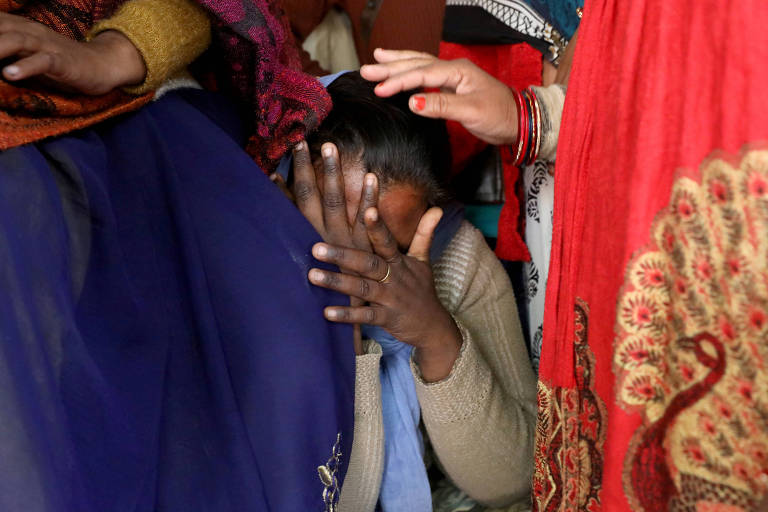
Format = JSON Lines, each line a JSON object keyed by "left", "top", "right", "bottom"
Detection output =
{"left": 534, "top": 1, "right": 768, "bottom": 511}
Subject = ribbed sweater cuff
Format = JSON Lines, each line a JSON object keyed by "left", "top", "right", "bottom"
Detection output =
{"left": 411, "top": 323, "right": 493, "bottom": 424}
{"left": 355, "top": 342, "right": 382, "bottom": 415}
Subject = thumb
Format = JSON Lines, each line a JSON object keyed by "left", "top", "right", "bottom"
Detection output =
{"left": 409, "top": 92, "right": 475, "bottom": 124}
{"left": 407, "top": 207, "right": 443, "bottom": 262}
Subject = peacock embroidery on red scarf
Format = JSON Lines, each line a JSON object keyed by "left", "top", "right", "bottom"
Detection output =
{"left": 533, "top": 298, "right": 607, "bottom": 512}
{"left": 614, "top": 148, "right": 768, "bottom": 511}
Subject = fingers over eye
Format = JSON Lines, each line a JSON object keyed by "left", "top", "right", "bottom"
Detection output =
{"left": 324, "top": 306, "right": 385, "bottom": 326}
{"left": 364, "top": 207, "right": 401, "bottom": 263}
{"left": 291, "top": 141, "right": 322, "bottom": 225}
{"left": 308, "top": 268, "right": 381, "bottom": 302}
{"left": 313, "top": 243, "right": 387, "bottom": 281}
{"left": 321, "top": 143, "right": 348, "bottom": 231}
{"left": 352, "top": 173, "right": 378, "bottom": 250}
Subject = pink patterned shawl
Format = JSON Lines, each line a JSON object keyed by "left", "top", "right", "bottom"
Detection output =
{"left": 196, "top": 0, "right": 331, "bottom": 171}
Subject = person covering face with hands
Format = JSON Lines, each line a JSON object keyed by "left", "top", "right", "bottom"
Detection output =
{"left": 289, "top": 72, "right": 537, "bottom": 511}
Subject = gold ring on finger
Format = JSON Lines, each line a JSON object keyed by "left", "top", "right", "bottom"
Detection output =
{"left": 378, "top": 263, "right": 392, "bottom": 284}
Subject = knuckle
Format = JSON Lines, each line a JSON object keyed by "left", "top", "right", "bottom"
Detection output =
{"left": 324, "top": 272, "right": 341, "bottom": 287}
{"left": 435, "top": 94, "right": 449, "bottom": 114}
{"left": 364, "top": 308, "right": 377, "bottom": 324}
{"left": 323, "top": 159, "right": 339, "bottom": 175}
{"left": 387, "top": 253, "right": 403, "bottom": 267}
{"left": 336, "top": 309, "right": 351, "bottom": 321}
{"left": 20, "top": 32, "right": 37, "bottom": 48}
{"left": 292, "top": 147, "right": 311, "bottom": 168}
{"left": 40, "top": 51, "right": 57, "bottom": 72}
{"left": 293, "top": 182, "right": 315, "bottom": 203}
{"left": 358, "top": 279, "right": 371, "bottom": 298}
{"left": 323, "top": 191, "right": 345, "bottom": 210}
{"left": 5, "top": 31, "right": 24, "bottom": 47}
{"left": 365, "top": 255, "right": 380, "bottom": 273}
{"left": 47, "top": 51, "right": 63, "bottom": 72}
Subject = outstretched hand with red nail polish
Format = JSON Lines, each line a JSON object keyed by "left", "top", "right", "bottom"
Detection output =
{"left": 360, "top": 49, "right": 519, "bottom": 146}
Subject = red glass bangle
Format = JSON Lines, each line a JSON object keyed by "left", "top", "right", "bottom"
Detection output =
{"left": 512, "top": 88, "right": 526, "bottom": 166}
{"left": 522, "top": 89, "right": 535, "bottom": 165}
{"left": 522, "top": 89, "right": 537, "bottom": 166}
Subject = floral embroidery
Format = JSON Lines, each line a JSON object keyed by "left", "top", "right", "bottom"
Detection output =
{"left": 318, "top": 433, "right": 343, "bottom": 512}
{"left": 533, "top": 299, "right": 607, "bottom": 512}
{"left": 614, "top": 149, "right": 768, "bottom": 511}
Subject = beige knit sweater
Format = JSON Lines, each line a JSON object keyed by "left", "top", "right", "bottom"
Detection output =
{"left": 339, "top": 221, "right": 538, "bottom": 511}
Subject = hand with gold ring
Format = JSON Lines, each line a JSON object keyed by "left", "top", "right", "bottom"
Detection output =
{"left": 308, "top": 194, "right": 463, "bottom": 382}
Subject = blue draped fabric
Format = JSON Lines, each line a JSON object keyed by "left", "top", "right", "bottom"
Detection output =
{"left": 0, "top": 89, "right": 355, "bottom": 512}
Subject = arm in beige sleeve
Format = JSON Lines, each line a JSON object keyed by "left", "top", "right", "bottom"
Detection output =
{"left": 412, "top": 222, "right": 538, "bottom": 507}
{"left": 338, "top": 341, "right": 384, "bottom": 512}
{"left": 89, "top": 0, "right": 212, "bottom": 94}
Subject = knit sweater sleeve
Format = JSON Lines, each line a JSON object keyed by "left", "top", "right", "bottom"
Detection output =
{"left": 411, "top": 221, "right": 538, "bottom": 507}
{"left": 338, "top": 340, "right": 384, "bottom": 512}
{"left": 89, "top": 0, "right": 211, "bottom": 94}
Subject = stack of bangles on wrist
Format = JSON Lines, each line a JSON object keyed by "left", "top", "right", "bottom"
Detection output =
{"left": 511, "top": 87, "right": 541, "bottom": 166}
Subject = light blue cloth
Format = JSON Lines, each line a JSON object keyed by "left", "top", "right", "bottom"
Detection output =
{"left": 363, "top": 325, "right": 432, "bottom": 512}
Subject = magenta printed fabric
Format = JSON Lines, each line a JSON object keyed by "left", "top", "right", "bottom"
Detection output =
{"left": 195, "top": 0, "right": 332, "bottom": 172}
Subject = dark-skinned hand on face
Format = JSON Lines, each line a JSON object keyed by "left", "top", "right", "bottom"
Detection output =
{"left": 0, "top": 13, "right": 146, "bottom": 94}
{"left": 291, "top": 140, "right": 381, "bottom": 355}
{"left": 292, "top": 141, "right": 462, "bottom": 382}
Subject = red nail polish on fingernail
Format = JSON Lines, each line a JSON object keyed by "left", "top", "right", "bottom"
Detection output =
{"left": 413, "top": 96, "right": 426, "bottom": 111}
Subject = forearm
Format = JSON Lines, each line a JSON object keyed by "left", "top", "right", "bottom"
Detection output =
{"left": 89, "top": 0, "right": 211, "bottom": 94}
{"left": 416, "top": 223, "right": 538, "bottom": 506}
{"left": 412, "top": 312, "right": 463, "bottom": 382}
{"left": 413, "top": 326, "right": 535, "bottom": 506}
{"left": 84, "top": 30, "right": 146, "bottom": 92}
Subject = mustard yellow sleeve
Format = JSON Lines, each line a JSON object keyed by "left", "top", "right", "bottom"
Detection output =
{"left": 89, "top": 0, "right": 212, "bottom": 94}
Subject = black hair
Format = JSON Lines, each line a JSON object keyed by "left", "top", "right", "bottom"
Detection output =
{"left": 306, "top": 71, "right": 451, "bottom": 205}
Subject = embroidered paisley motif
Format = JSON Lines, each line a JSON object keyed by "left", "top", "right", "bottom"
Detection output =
{"left": 614, "top": 149, "right": 768, "bottom": 511}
